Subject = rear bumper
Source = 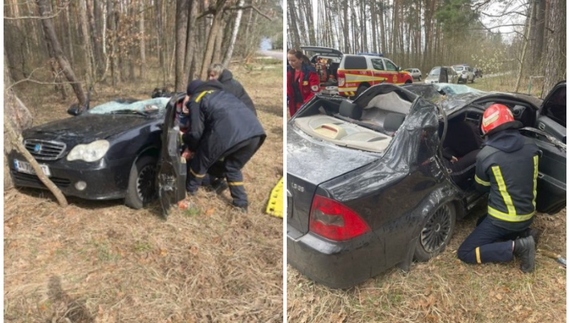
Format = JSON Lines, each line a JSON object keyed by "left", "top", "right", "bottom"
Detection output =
{"left": 287, "top": 225, "right": 385, "bottom": 289}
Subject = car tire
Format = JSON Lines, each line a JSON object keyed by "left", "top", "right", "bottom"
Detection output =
{"left": 125, "top": 155, "right": 158, "bottom": 209}
{"left": 355, "top": 84, "right": 369, "bottom": 98}
{"left": 414, "top": 202, "right": 456, "bottom": 262}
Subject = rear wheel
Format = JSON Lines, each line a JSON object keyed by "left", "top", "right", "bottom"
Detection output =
{"left": 125, "top": 155, "right": 158, "bottom": 209}
{"left": 414, "top": 203, "right": 456, "bottom": 262}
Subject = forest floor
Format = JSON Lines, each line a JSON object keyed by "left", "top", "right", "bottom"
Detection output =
{"left": 286, "top": 77, "right": 567, "bottom": 323}
{"left": 4, "top": 60, "right": 284, "bottom": 322}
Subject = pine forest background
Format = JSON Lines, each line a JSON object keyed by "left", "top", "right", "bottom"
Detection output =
{"left": 287, "top": 0, "right": 565, "bottom": 97}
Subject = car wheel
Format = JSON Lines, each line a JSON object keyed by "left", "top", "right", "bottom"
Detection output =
{"left": 414, "top": 203, "right": 456, "bottom": 262}
{"left": 418, "top": 76, "right": 421, "bottom": 82}
{"left": 355, "top": 84, "right": 369, "bottom": 98}
{"left": 125, "top": 155, "right": 158, "bottom": 209}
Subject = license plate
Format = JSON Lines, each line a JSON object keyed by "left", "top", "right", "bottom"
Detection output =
{"left": 14, "top": 159, "right": 51, "bottom": 177}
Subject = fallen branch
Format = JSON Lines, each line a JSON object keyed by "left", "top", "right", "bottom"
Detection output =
{"left": 5, "top": 121, "right": 68, "bottom": 208}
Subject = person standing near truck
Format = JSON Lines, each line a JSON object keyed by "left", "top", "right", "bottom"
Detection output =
{"left": 287, "top": 49, "right": 319, "bottom": 117}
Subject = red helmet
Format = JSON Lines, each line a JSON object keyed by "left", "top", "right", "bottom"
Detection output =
{"left": 481, "top": 104, "right": 520, "bottom": 135}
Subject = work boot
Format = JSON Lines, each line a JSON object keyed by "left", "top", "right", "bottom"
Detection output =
{"left": 232, "top": 201, "right": 248, "bottom": 213}
{"left": 520, "top": 228, "right": 541, "bottom": 250}
{"left": 209, "top": 178, "right": 228, "bottom": 195}
{"left": 514, "top": 236, "right": 536, "bottom": 273}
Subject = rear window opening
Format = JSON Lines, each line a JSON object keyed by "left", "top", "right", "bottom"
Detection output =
{"left": 294, "top": 92, "right": 412, "bottom": 153}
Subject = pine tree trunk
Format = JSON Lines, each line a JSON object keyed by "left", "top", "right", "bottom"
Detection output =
{"left": 184, "top": 0, "right": 198, "bottom": 83}
{"left": 175, "top": 0, "right": 189, "bottom": 91}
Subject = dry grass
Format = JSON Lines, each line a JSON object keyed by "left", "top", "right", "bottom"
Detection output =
{"left": 286, "top": 78, "right": 567, "bottom": 323}
{"left": 4, "top": 60, "right": 284, "bottom": 322}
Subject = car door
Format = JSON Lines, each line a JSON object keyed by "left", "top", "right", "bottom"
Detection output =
{"left": 157, "top": 95, "right": 188, "bottom": 217}
{"left": 536, "top": 81, "right": 566, "bottom": 143}
{"left": 531, "top": 81, "right": 566, "bottom": 214}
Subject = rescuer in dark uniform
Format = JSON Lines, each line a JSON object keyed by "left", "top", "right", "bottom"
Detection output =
{"left": 183, "top": 79, "right": 266, "bottom": 212}
{"left": 457, "top": 104, "right": 540, "bottom": 273}
{"left": 207, "top": 63, "right": 256, "bottom": 116}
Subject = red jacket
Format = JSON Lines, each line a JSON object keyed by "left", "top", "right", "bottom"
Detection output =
{"left": 287, "top": 63, "right": 320, "bottom": 117}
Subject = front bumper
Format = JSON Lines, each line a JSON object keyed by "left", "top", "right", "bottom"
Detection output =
{"left": 8, "top": 151, "right": 133, "bottom": 200}
{"left": 287, "top": 225, "right": 386, "bottom": 289}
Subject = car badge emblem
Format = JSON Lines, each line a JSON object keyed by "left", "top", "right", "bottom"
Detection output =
{"left": 34, "top": 144, "right": 41, "bottom": 153}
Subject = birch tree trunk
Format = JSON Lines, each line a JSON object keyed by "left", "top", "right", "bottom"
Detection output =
{"left": 223, "top": 0, "right": 244, "bottom": 66}
{"left": 139, "top": 1, "right": 146, "bottom": 79}
{"left": 514, "top": 3, "right": 533, "bottom": 93}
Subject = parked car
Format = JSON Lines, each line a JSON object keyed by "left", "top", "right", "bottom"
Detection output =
{"left": 9, "top": 94, "right": 189, "bottom": 217}
{"left": 452, "top": 64, "right": 475, "bottom": 83}
{"left": 287, "top": 83, "right": 566, "bottom": 288}
{"left": 405, "top": 68, "right": 422, "bottom": 81}
{"left": 424, "top": 66, "right": 459, "bottom": 84}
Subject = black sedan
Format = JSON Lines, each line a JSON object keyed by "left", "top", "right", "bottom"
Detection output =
{"left": 9, "top": 95, "right": 189, "bottom": 216}
{"left": 287, "top": 83, "right": 566, "bottom": 289}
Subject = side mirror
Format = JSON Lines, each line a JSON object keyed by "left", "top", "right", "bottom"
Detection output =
{"left": 67, "top": 103, "right": 82, "bottom": 116}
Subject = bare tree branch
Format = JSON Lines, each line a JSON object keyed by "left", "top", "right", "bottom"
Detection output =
{"left": 225, "top": 5, "right": 274, "bottom": 21}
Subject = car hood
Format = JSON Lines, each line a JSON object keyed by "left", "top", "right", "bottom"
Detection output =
{"left": 287, "top": 126, "right": 379, "bottom": 185}
{"left": 22, "top": 114, "right": 158, "bottom": 144}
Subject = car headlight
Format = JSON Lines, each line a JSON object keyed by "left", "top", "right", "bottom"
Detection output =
{"left": 67, "top": 140, "right": 110, "bottom": 162}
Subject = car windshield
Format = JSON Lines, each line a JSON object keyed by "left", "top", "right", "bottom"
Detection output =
{"left": 453, "top": 66, "right": 464, "bottom": 72}
{"left": 85, "top": 97, "right": 170, "bottom": 116}
{"left": 435, "top": 83, "right": 483, "bottom": 96}
{"left": 428, "top": 68, "right": 441, "bottom": 76}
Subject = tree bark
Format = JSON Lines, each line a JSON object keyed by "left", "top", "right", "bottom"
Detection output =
{"left": 87, "top": 0, "right": 105, "bottom": 77}
{"left": 37, "top": 0, "right": 85, "bottom": 106}
{"left": 199, "top": 0, "right": 228, "bottom": 79}
{"left": 541, "top": 0, "right": 566, "bottom": 95}
{"left": 288, "top": 0, "right": 301, "bottom": 49}
{"left": 184, "top": 0, "right": 198, "bottom": 83}
{"left": 155, "top": 0, "right": 166, "bottom": 84}
{"left": 175, "top": 0, "right": 189, "bottom": 91}
{"left": 139, "top": 1, "right": 146, "bottom": 79}
{"left": 79, "top": 0, "right": 94, "bottom": 85}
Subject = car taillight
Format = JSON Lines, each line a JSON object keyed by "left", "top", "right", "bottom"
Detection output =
{"left": 309, "top": 195, "right": 371, "bottom": 241}
{"left": 338, "top": 72, "right": 345, "bottom": 86}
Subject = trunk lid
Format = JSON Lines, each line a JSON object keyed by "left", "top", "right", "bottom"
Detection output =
{"left": 287, "top": 125, "right": 378, "bottom": 236}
